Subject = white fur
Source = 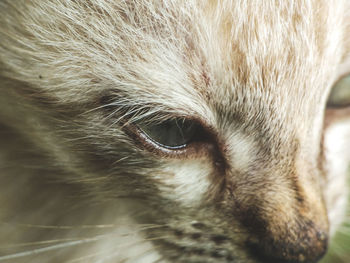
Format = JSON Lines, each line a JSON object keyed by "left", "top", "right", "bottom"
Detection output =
{"left": 158, "top": 160, "right": 212, "bottom": 206}
{"left": 324, "top": 119, "right": 350, "bottom": 235}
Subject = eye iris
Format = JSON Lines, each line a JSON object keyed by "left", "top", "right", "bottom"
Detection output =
{"left": 327, "top": 75, "right": 350, "bottom": 107}
{"left": 139, "top": 119, "right": 197, "bottom": 149}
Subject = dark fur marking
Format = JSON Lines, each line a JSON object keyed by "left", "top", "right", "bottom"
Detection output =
{"left": 210, "top": 234, "right": 229, "bottom": 245}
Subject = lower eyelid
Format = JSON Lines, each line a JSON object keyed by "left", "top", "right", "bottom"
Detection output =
{"left": 324, "top": 107, "right": 350, "bottom": 128}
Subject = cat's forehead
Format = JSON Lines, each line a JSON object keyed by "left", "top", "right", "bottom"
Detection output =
{"left": 11, "top": 0, "right": 343, "bottom": 124}
{"left": 194, "top": 0, "right": 339, "bottom": 100}
{"left": 124, "top": 0, "right": 341, "bottom": 118}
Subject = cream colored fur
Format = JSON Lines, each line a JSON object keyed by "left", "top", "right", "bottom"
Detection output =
{"left": 0, "top": 1, "right": 349, "bottom": 262}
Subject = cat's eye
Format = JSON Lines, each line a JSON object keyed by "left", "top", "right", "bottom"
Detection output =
{"left": 327, "top": 75, "right": 350, "bottom": 107}
{"left": 137, "top": 119, "right": 199, "bottom": 150}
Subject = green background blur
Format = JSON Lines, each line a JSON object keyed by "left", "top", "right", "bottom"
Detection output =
{"left": 321, "top": 176, "right": 349, "bottom": 263}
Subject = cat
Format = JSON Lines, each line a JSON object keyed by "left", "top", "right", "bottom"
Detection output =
{"left": 0, "top": 0, "right": 349, "bottom": 262}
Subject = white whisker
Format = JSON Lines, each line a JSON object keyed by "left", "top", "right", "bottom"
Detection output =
{"left": 67, "top": 251, "right": 106, "bottom": 263}
{"left": 0, "top": 234, "right": 112, "bottom": 261}
{"left": 153, "top": 257, "right": 166, "bottom": 263}
{"left": 126, "top": 245, "right": 163, "bottom": 263}
{"left": 94, "top": 237, "right": 168, "bottom": 263}
{"left": 0, "top": 241, "right": 89, "bottom": 261}
{"left": 0, "top": 223, "right": 169, "bottom": 261}
{"left": 0, "top": 221, "right": 116, "bottom": 229}
{"left": 68, "top": 237, "right": 167, "bottom": 263}
{"left": 1, "top": 221, "right": 167, "bottom": 231}
{"left": 0, "top": 238, "right": 79, "bottom": 249}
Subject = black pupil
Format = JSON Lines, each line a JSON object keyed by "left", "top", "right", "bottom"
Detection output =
{"left": 139, "top": 119, "right": 197, "bottom": 149}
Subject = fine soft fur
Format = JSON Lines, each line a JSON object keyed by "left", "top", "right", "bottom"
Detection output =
{"left": 0, "top": 1, "right": 349, "bottom": 262}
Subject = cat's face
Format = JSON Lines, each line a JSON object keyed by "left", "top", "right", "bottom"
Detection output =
{"left": 0, "top": 1, "right": 349, "bottom": 262}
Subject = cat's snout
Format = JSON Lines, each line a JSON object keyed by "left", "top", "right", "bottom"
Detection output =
{"left": 247, "top": 226, "right": 328, "bottom": 263}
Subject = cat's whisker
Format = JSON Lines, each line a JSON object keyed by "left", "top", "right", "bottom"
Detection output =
{"left": 66, "top": 250, "right": 115, "bottom": 263}
{"left": 67, "top": 237, "right": 166, "bottom": 263}
{"left": 115, "top": 225, "right": 170, "bottom": 239}
{"left": 153, "top": 256, "right": 166, "bottom": 263}
{"left": 111, "top": 156, "right": 130, "bottom": 166}
{"left": 0, "top": 224, "right": 169, "bottom": 260}
{"left": 0, "top": 238, "right": 80, "bottom": 249}
{"left": 338, "top": 225, "right": 350, "bottom": 234}
{"left": 127, "top": 245, "right": 164, "bottom": 263}
{"left": 66, "top": 250, "right": 113, "bottom": 263}
{"left": 65, "top": 135, "right": 100, "bottom": 143}
{"left": 80, "top": 98, "right": 146, "bottom": 117}
{"left": 94, "top": 239, "right": 167, "bottom": 263}
{"left": 0, "top": 221, "right": 116, "bottom": 230}
{"left": 0, "top": 231, "right": 126, "bottom": 261}
{"left": 330, "top": 237, "right": 349, "bottom": 259}
{"left": 1, "top": 221, "right": 169, "bottom": 236}
{"left": 0, "top": 237, "right": 102, "bottom": 262}
{"left": 332, "top": 247, "right": 348, "bottom": 261}
{"left": 69, "top": 176, "right": 111, "bottom": 183}
{"left": 80, "top": 102, "right": 121, "bottom": 116}
{"left": 127, "top": 246, "right": 163, "bottom": 263}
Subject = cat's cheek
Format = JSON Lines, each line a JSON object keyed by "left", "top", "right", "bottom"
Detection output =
{"left": 154, "top": 160, "right": 213, "bottom": 206}
{"left": 323, "top": 117, "right": 350, "bottom": 235}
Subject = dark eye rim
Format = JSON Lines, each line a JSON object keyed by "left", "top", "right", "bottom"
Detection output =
{"left": 124, "top": 117, "right": 217, "bottom": 158}
{"left": 138, "top": 124, "right": 189, "bottom": 150}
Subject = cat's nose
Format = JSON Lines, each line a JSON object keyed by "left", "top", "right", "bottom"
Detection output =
{"left": 247, "top": 229, "right": 328, "bottom": 263}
